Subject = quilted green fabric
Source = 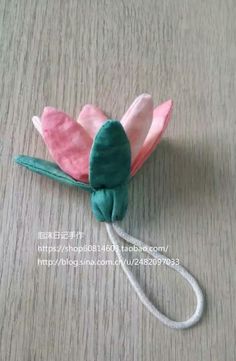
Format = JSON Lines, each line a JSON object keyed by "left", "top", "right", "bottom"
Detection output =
{"left": 89, "top": 120, "right": 131, "bottom": 189}
{"left": 14, "top": 155, "right": 92, "bottom": 192}
{"left": 89, "top": 120, "right": 131, "bottom": 222}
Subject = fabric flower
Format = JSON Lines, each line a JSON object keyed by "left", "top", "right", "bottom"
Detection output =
{"left": 15, "top": 94, "right": 172, "bottom": 221}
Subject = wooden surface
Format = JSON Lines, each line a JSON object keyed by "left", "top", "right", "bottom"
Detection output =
{"left": 0, "top": 0, "right": 235, "bottom": 360}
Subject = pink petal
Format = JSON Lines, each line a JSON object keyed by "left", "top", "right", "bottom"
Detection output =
{"left": 32, "top": 116, "right": 43, "bottom": 135}
{"left": 41, "top": 107, "right": 93, "bottom": 182}
{"left": 131, "top": 100, "right": 173, "bottom": 176}
{"left": 77, "top": 104, "right": 107, "bottom": 138}
{"left": 121, "top": 94, "right": 153, "bottom": 163}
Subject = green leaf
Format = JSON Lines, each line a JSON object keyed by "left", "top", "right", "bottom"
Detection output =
{"left": 14, "top": 155, "right": 92, "bottom": 192}
{"left": 89, "top": 120, "right": 131, "bottom": 189}
{"left": 89, "top": 120, "right": 131, "bottom": 222}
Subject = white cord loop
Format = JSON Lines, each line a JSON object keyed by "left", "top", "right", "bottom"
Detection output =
{"left": 105, "top": 222, "right": 204, "bottom": 329}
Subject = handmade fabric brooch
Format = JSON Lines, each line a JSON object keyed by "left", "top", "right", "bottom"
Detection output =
{"left": 15, "top": 94, "right": 204, "bottom": 329}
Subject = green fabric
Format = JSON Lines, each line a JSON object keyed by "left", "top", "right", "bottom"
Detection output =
{"left": 89, "top": 120, "right": 131, "bottom": 189}
{"left": 14, "top": 155, "right": 92, "bottom": 192}
{"left": 89, "top": 120, "right": 131, "bottom": 222}
{"left": 91, "top": 183, "right": 128, "bottom": 222}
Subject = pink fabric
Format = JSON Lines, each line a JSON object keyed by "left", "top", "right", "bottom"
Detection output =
{"left": 33, "top": 95, "right": 172, "bottom": 183}
{"left": 121, "top": 94, "right": 153, "bottom": 163}
{"left": 77, "top": 104, "right": 107, "bottom": 139}
{"left": 131, "top": 100, "right": 173, "bottom": 175}
{"left": 41, "top": 107, "right": 92, "bottom": 182}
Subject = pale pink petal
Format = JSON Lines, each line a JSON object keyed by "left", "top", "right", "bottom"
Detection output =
{"left": 32, "top": 116, "right": 43, "bottom": 136}
{"left": 41, "top": 107, "right": 93, "bottom": 182}
{"left": 121, "top": 94, "right": 153, "bottom": 163}
{"left": 131, "top": 100, "right": 173, "bottom": 176}
{"left": 77, "top": 104, "right": 107, "bottom": 138}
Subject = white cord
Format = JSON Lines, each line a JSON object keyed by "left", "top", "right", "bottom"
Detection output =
{"left": 105, "top": 222, "right": 204, "bottom": 329}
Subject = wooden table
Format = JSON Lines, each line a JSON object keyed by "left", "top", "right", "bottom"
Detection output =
{"left": 0, "top": 0, "right": 235, "bottom": 360}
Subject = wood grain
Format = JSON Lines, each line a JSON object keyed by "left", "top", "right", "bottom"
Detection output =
{"left": 0, "top": 0, "right": 235, "bottom": 360}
